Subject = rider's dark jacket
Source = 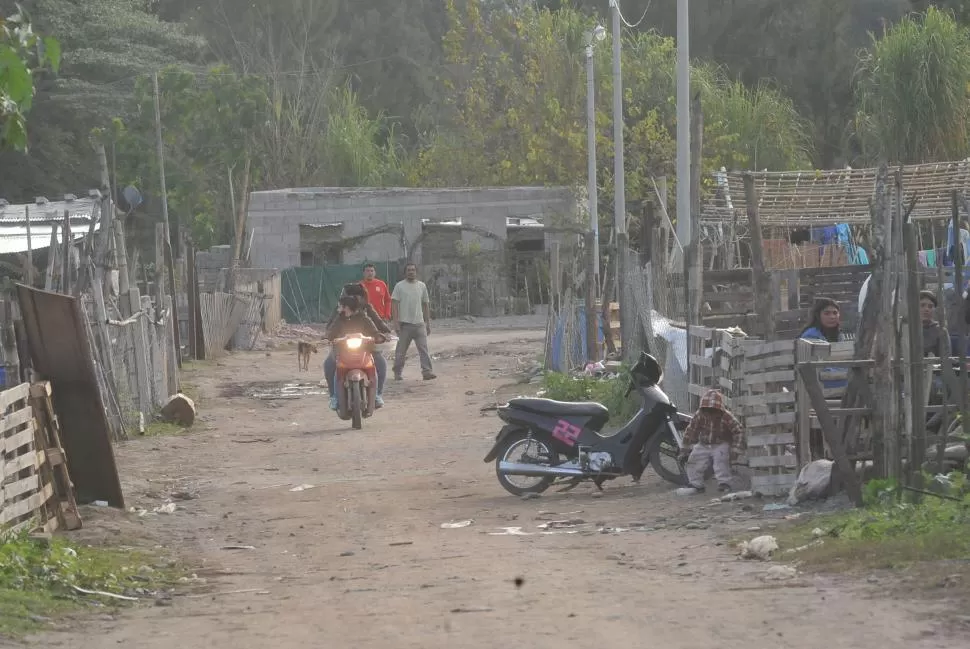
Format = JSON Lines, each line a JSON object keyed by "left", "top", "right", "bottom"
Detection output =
{"left": 326, "top": 310, "right": 383, "bottom": 342}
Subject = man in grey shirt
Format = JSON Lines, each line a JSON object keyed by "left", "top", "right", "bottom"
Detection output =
{"left": 391, "top": 262, "right": 436, "bottom": 380}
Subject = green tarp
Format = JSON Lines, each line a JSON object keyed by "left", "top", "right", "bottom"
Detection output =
{"left": 281, "top": 263, "right": 400, "bottom": 323}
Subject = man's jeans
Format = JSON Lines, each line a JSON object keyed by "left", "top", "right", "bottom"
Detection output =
{"left": 393, "top": 322, "right": 433, "bottom": 375}
{"left": 325, "top": 349, "right": 386, "bottom": 397}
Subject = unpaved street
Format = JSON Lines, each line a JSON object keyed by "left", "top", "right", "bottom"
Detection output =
{"left": 22, "top": 324, "right": 962, "bottom": 648}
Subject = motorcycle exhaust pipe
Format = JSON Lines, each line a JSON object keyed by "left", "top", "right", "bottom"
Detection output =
{"left": 497, "top": 461, "right": 586, "bottom": 478}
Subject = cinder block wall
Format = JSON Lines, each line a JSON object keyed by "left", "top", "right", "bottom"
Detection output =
{"left": 246, "top": 187, "right": 577, "bottom": 272}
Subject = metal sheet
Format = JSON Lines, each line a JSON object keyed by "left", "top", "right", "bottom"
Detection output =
{"left": 15, "top": 284, "right": 124, "bottom": 508}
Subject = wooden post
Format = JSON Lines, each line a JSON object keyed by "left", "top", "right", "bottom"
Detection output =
{"left": 60, "top": 210, "right": 71, "bottom": 294}
{"left": 952, "top": 191, "right": 969, "bottom": 454}
{"left": 165, "top": 238, "right": 182, "bottom": 369}
{"left": 585, "top": 232, "right": 598, "bottom": 363}
{"left": 903, "top": 218, "right": 926, "bottom": 492}
{"left": 186, "top": 239, "right": 199, "bottom": 361}
{"left": 45, "top": 224, "right": 58, "bottom": 290}
{"left": 128, "top": 287, "right": 152, "bottom": 418}
{"left": 114, "top": 219, "right": 130, "bottom": 297}
{"left": 743, "top": 173, "right": 775, "bottom": 341}
{"left": 25, "top": 205, "right": 33, "bottom": 286}
{"left": 871, "top": 166, "right": 895, "bottom": 477}
{"left": 550, "top": 241, "right": 560, "bottom": 311}
{"left": 641, "top": 200, "right": 654, "bottom": 267}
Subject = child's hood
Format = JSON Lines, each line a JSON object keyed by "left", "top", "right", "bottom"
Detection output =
{"left": 699, "top": 389, "right": 726, "bottom": 411}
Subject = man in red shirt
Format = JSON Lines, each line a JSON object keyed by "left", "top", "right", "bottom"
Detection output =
{"left": 361, "top": 263, "right": 392, "bottom": 321}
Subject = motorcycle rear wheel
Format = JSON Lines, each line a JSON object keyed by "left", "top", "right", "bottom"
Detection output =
{"left": 350, "top": 382, "right": 363, "bottom": 430}
{"left": 648, "top": 429, "right": 689, "bottom": 486}
{"left": 495, "top": 431, "right": 557, "bottom": 497}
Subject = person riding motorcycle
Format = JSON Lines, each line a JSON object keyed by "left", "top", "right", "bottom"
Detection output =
{"left": 325, "top": 295, "right": 387, "bottom": 411}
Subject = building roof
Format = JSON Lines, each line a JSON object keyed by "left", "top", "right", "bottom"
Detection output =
{"left": 0, "top": 193, "right": 101, "bottom": 255}
{"left": 700, "top": 160, "right": 970, "bottom": 227}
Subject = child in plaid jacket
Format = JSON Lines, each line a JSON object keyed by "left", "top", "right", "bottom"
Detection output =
{"left": 676, "top": 389, "right": 745, "bottom": 495}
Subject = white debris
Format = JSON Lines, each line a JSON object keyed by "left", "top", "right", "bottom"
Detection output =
{"left": 738, "top": 535, "right": 779, "bottom": 561}
{"left": 787, "top": 459, "right": 833, "bottom": 506}
{"left": 441, "top": 520, "right": 474, "bottom": 529}
{"left": 763, "top": 565, "right": 798, "bottom": 581}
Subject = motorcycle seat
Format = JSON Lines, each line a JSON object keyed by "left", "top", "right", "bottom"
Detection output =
{"left": 507, "top": 398, "right": 609, "bottom": 419}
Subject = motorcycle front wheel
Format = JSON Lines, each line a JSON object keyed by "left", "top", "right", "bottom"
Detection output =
{"left": 647, "top": 428, "right": 689, "bottom": 486}
{"left": 495, "top": 431, "right": 557, "bottom": 497}
{"left": 349, "top": 382, "right": 363, "bottom": 430}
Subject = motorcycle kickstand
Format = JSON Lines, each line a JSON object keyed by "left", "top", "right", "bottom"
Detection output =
{"left": 592, "top": 476, "right": 606, "bottom": 491}
{"left": 556, "top": 478, "right": 583, "bottom": 493}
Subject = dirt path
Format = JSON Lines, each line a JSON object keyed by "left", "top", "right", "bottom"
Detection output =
{"left": 22, "top": 325, "right": 962, "bottom": 648}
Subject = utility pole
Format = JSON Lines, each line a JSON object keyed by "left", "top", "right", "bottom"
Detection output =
{"left": 153, "top": 73, "right": 172, "bottom": 245}
{"left": 585, "top": 32, "right": 603, "bottom": 363}
{"left": 676, "top": 0, "right": 691, "bottom": 328}
{"left": 153, "top": 72, "right": 182, "bottom": 369}
{"left": 610, "top": 0, "right": 630, "bottom": 358}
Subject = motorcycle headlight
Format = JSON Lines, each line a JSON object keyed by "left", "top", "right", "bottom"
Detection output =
{"left": 346, "top": 337, "right": 362, "bottom": 350}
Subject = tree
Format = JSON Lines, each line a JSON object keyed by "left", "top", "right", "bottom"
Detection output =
{"left": 411, "top": 0, "right": 813, "bottom": 224}
{"left": 0, "top": 8, "right": 59, "bottom": 151}
{"left": 856, "top": 6, "right": 970, "bottom": 163}
{"left": 0, "top": 0, "right": 203, "bottom": 200}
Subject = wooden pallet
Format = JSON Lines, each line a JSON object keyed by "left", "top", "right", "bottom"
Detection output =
{"left": 29, "top": 382, "right": 82, "bottom": 531}
{"left": 0, "top": 383, "right": 52, "bottom": 531}
{"left": 738, "top": 339, "right": 798, "bottom": 497}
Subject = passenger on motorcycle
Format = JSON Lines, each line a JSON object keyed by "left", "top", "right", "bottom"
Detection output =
{"left": 323, "top": 282, "right": 391, "bottom": 410}
{"left": 325, "top": 295, "right": 387, "bottom": 410}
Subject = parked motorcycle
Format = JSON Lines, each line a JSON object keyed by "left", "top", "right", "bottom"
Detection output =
{"left": 484, "top": 352, "right": 690, "bottom": 496}
{"left": 333, "top": 334, "right": 379, "bottom": 429}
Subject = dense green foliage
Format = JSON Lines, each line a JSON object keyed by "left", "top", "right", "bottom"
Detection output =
{"left": 2, "top": 1, "right": 970, "bottom": 253}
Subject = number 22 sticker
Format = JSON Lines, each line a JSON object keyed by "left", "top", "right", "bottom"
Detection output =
{"left": 551, "top": 419, "right": 582, "bottom": 447}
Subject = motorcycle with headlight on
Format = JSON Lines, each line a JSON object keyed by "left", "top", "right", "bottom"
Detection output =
{"left": 332, "top": 333, "right": 379, "bottom": 429}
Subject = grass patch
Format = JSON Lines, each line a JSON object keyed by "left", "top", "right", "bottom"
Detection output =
{"left": 143, "top": 420, "right": 189, "bottom": 437}
{"left": 772, "top": 473, "right": 970, "bottom": 602}
{"left": 0, "top": 530, "right": 186, "bottom": 639}
{"left": 541, "top": 370, "right": 638, "bottom": 426}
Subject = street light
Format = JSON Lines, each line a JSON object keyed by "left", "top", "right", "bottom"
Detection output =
{"left": 584, "top": 24, "right": 606, "bottom": 362}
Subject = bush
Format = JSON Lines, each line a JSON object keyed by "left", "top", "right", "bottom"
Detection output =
{"left": 541, "top": 371, "right": 639, "bottom": 426}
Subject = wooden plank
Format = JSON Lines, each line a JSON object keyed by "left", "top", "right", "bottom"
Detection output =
{"left": 743, "top": 354, "right": 797, "bottom": 372}
{"left": 0, "top": 482, "right": 54, "bottom": 524}
{"left": 1, "top": 423, "right": 35, "bottom": 454}
{"left": 744, "top": 370, "right": 795, "bottom": 385}
{"left": 750, "top": 473, "right": 797, "bottom": 488}
{"left": 743, "top": 340, "right": 794, "bottom": 357}
{"left": 689, "top": 354, "right": 713, "bottom": 368}
{"left": 745, "top": 412, "right": 796, "bottom": 428}
{"left": 28, "top": 381, "right": 52, "bottom": 399}
{"left": 747, "top": 433, "right": 796, "bottom": 446}
{"left": 702, "top": 291, "right": 754, "bottom": 303}
{"left": 1, "top": 474, "right": 39, "bottom": 501}
{"left": 688, "top": 325, "right": 714, "bottom": 337}
{"left": 1, "top": 406, "right": 34, "bottom": 433}
{"left": 3, "top": 450, "right": 38, "bottom": 475}
{"left": 748, "top": 454, "right": 798, "bottom": 469}
{"left": 735, "top": 392, "right": 795, "bottom": 406}
{"left": 0, "top": 383, "right": 29, "bottom": 410}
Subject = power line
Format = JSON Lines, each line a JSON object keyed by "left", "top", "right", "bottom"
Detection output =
{"left": 616, "top": 0, "right": 652, "bottom": 29}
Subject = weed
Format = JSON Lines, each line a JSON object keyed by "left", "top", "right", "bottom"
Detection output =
{"left": 773, "top": 472, "right": 970, "bottom": 602}
{"left": 143, "top": 420, "right": 187, "bottom": 437}
{"left": 0, "top": 530, "right": 185, "bottom": 638}
{"left": 541, "top": 370, "right": 639, "bottom": 426}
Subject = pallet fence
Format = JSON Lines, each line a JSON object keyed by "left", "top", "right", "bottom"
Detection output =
{"left": 0, "top": 382, "right": 80, "bottom": 533}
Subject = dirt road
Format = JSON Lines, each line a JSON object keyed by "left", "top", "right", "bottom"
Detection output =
{"left": 23, "top": 324, "right": 961, "bottom": 648}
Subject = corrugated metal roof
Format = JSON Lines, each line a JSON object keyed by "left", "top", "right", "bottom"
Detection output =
{"left": 0, "top": 195, "right": 100, "bottom": 255}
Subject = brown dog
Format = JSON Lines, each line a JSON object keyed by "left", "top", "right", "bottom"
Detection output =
{"left": 297, "top": 341, "right": 318, "bottom": 372}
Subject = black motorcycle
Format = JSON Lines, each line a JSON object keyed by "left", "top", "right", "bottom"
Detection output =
{"left": 484, "top": 352, "right": 691, "bottom": 496}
